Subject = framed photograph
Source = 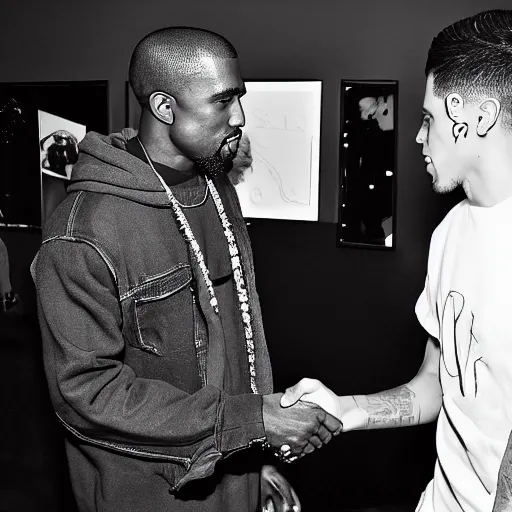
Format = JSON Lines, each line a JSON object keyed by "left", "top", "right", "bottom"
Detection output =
{"left": 337, "top": 80, "right": 398, "bottom": 249}
{"left": 234, "top": 80, "right": 322, "bottom": 221}
{"left": 0, "top": 80, "right": 109, "bottom": 229}
{"left": 39, "top": 110, "right": 87, "bottom": 226}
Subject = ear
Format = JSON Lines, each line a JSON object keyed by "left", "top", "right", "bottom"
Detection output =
{"left": 476, "top": 98, "right": 501, "bottom": 137}
{"left": 148, "top": 92, "right": 176, "bottom": 125}
{"left": 445, "top": 93, "right": 465, "bottom": 122}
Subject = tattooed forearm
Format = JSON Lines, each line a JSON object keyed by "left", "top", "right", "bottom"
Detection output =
{"left": 356, "top": 386, "right": 421, "bottom": 429}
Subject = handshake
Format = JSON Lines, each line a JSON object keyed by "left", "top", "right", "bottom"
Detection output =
{"left": 262, "top": 378, "right": 345, "bottom": 463}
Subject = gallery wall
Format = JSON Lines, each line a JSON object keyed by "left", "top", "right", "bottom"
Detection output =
{"left": 1, "top": 0, "right": 509, "bottom": 510}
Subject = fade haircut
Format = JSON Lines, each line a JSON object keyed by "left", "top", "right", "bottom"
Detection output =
{"left": 129, "top": 27, "right": 238, "bottom": 106}
{"left": 425, "top": 9, "right": 512, "bottom": 129}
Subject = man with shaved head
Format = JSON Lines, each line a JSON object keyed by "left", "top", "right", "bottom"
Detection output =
{"left": 33, "top": 27, "right": 341, "bottom": 512}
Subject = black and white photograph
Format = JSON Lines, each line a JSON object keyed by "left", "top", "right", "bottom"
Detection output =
{"left": 337, "top": 80, "right": 398, "bottom": 249}
{"left": 2, "top": 4, "right": 511, "bottom": 512}
{"left": 0, "top": 81, "right": 108, "bottom": 229}
{"left": 39, "top": 110, "right": 86, "bottom": 225}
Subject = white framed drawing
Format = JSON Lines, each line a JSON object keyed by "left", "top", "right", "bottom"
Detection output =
{"left": 234, "top": 81, "right": 322, "bottom": 221}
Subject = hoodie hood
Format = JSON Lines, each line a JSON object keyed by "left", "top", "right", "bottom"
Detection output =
{"left": 68, "top": 129, "right": 170, "bottom": 206}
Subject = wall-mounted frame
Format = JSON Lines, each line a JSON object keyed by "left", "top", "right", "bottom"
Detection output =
{"left": 0, "top": 81, "right": 109, "bottom": 230}
{"left": 234, "top": 80, "right": 322, "bottom": 221}
{"left": 337, "top": 80, "right": 398, "bottom": 249}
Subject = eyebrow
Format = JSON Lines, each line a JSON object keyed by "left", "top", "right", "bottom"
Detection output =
{"left": 210, "top": 87, "right": 246, "bottom": 102}
{"left": 422, "top": 107, "right": 434, "bottom": 117}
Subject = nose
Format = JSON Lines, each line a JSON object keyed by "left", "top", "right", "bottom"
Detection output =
{"left": 416, "top": 124, "right": 425, "bottom": 144}
{"left": 229, "top": 97, "right": 245, "bottom": 128}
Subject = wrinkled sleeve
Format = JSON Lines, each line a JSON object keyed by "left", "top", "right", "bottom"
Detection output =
{"left": 415, "top": 274, "right": 439, "bottom": 340}
{"left": 35, "top": 238, "right": 265, "bottom": 485}
{"left": 415, "top": 232, "right": 440, "bottom": 341}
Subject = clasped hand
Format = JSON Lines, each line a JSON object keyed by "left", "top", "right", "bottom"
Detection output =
{"left": 262, "top": 388, "right": 342, "bottom": 460}
{"left": 281, "top": 378, "right": 343, "bottom": 421}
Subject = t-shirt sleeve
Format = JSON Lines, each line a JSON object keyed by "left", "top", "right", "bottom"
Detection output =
{"left": 415, "top": 202, "right": 466, "bottom": 341}
{"left": 415, "top": 274, "right": 439, "bottom": 340}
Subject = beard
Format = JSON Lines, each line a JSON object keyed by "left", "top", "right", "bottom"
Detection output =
{"left": 194, "top": 150, "right": 233, "bottom": 178}
{"left": 193, "top": 128, "right": 242, "bottom": 179}
{"left": 432, "top": 172, "right": 461, "bottom": 195}
{"left": 433, "top": 180, "right": 459, "bottom": 194}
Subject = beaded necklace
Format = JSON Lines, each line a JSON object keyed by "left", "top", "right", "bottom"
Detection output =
{"left": 137, "top": 137, "right": 258, "bottom": 393}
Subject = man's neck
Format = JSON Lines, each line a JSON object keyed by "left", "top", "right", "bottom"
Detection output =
{"left": 137, "top": 117, "right": 197, "bottom": 176}
{"left": 464, "top": 149, "right": 512, "bottom": 207}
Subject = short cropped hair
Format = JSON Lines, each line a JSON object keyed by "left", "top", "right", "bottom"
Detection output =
{"left": 425, "top": 9, "right": 512, "bottom": 128}
{"left": 129, "top": 27, "right": 238, "bottom": 106}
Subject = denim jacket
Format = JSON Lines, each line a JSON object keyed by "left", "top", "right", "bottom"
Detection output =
{"left": 34, "top": 130, "right": 273, "bottom": 503}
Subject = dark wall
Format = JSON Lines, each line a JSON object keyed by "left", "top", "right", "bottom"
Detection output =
{"left": 0, "top": 1, "right": 508, "bottom": 511}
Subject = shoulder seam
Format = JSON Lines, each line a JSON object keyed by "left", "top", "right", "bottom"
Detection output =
{"left": 41, "top": 235, "right": 118, "bottom": 286}
{"left": 66, "top": 191, "right": 86, "bottom": 236}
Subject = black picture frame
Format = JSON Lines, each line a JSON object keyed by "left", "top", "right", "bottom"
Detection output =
{"left": 0, "top": 80, "right": 109, "bottom": 230}
{"left": 337, "top": 79, "right": 398, "bottom": 250}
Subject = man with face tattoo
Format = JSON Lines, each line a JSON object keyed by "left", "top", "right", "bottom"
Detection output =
{"left": 282, "top": 9, "right": 512, "bottom": 512}
{"left": 33, "top": 28, "right": 341, "bottom": 512}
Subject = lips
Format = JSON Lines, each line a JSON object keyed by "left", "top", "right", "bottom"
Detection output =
{"left": 424, "top": 155, "right": 432, "bottom": 165}
{"left": 226, "top": 133, "right": 241, "bottom": 152}
{"left": 222, "top": 131, "right": 242, "bottom": 159}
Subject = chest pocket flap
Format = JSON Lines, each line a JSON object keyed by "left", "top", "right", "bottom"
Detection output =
{"left": 126, "top": 264, "right": 193, "bottom": 356}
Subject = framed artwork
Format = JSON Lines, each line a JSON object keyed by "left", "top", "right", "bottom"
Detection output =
{"left": 337, "top": 80, "right": 398, "bottom": 249}
{"left": 0, "top": 80, "right": 109, "bottom": 229}
{"left": 234, "top": 80, "right": 322, "bottom": 221}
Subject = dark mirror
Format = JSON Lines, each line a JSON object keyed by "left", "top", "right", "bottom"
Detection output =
{"left": 337, "top": 80, "right": 398, "bottom": 249}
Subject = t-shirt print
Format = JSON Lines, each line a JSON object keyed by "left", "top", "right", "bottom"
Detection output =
{"left": 439, "top": 289, "right": 484, "bottom": 399}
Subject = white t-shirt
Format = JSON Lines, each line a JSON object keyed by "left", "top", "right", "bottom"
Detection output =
{"left": 415, "top": 196, "right": 512, "bottom": 512}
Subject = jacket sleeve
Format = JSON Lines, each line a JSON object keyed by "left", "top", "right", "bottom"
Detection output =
{"left": 35, "top": 237, "right": 266, "bottom": 485}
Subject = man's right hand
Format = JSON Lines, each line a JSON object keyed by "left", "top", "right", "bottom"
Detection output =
{"left": 262, "top": 393, "right": 342, "bottom": 458}
{"left": 280, "top": 378, "right": 343, "bottom": 421}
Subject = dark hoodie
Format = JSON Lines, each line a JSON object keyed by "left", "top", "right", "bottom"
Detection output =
{"left": 34, "top": 129, "right": 273, "bottom": 512}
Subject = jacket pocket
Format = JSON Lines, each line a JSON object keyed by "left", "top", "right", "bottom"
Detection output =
{"left": 157, "top": 461, "right": 188, "bottom": 492}
{"left": 126, "top": 264, "right": 193, "bottom": 356}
